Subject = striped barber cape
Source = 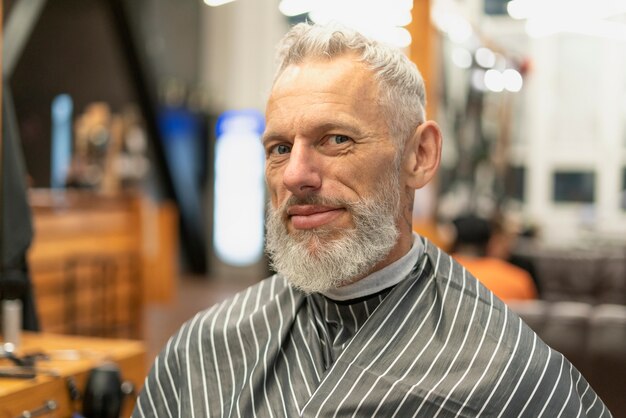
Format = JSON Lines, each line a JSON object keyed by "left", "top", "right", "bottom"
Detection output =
{"left": 133, "top": 240, "right": 611, "bottom": 417}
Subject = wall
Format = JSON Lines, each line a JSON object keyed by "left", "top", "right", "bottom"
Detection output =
{"left": 9, "top": 0, "right": 136, "bottom": 186}
{"left": 199, "top": 0, "right": 288, "bottom": 112}
{"left": 197, "top": 0, "right": 288, "bottom": 278}
{"left": 523, "top": 33, "right": 626, "bottom": 244}
{"left": 443, "top": 3, "right": 626, "bottom": 246}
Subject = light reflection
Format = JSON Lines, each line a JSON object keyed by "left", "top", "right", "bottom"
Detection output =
{"left": 278, "top": 0, "right": 313, "bottom": 17}
{"left": 213, "top": 110, "right": 266, "bottom": 267}
{"left": 503, "top": 69, "right": 523, "bottom": 92}
{"left": 475, "top": 47, "right": 496, "bottom": 69}
{"left": 471, "top": 69, "right": 487, "bottom": 91}
{"left": 484, "top": 69, "right": 504, "bottom": 92}
{"left": 452, "top": 47, "right": 472, "bottom": 69}
{"left": 203, "top": 0, "right": 237, "bottom": 6}
{"left": 281, "top": 0, "right": 413, "bottom": 48}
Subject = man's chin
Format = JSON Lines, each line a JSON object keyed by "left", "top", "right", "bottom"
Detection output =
{"left": 290, "top": 228, "right": 349, "bottom": 253}
{"left": 289, "top": 223, "right": 352, "bottom": 238}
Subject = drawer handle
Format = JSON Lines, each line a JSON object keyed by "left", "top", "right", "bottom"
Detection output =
{"left": 16, "top": 400, "right": 57, "bottom": 418}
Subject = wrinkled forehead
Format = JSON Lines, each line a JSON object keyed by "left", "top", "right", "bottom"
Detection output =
{"left": 267, "top": 58, "right": 381, "bottom": 118}
{"left": 267, "top": 62, "right": 383, "bottom": 133}
{"left": 270, "top": 54, "right": 380, "bottom": 100}
{"left": 274, "top": 49, "right": 364, "bottom": 81}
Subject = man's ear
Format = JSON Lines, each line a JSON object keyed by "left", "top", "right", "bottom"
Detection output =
{"left": 402, "top": 121, "right": 442, "bottom": 189}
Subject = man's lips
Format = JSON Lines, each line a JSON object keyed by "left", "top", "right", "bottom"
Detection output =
{"left": 287, "top": 205, "right": 345, "bottom": 229}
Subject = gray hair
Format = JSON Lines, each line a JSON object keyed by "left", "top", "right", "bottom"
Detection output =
{"left": 273, "top": 22, "right": 427, "bottom": 147}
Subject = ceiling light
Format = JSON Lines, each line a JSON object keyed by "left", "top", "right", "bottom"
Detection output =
{"left": 475, "top": 47, "right": 496, "bottom": 68}
{"left": 278, "top": 0, "right": 313, "bottom": 17}
{"left": 484, "top": 69, "right": 504, "bottom": 92}
{"left": 204, "top": 0, "right": 236, "bottom": 6}
{"left": 452, "top": 47, "right": 472, "bottom": 69}
{"left": 503, "top": 69, "right": 523, "bottom": 92}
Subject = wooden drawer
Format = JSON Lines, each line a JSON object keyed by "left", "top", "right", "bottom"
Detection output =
{"left": 0, "top": 333, "right": 145, "bottom": 418}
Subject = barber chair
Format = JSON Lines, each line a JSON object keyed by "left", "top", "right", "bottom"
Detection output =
{"left": 540, "top": 301, "right": 592, "bottom": 377}
{"left": 507, "top": 299, "right": 548, "bottom": 334}
{"left": 588, "top": 304, "right": 626, "bottom": 417}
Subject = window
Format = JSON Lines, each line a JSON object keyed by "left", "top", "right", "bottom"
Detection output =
{"left": 553, "top": 170, "right": 595, "bottom": 204}
{"left": 505, "top": 166, "right": 525, "bottom": 202}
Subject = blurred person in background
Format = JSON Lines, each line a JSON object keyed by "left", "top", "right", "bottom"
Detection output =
{"left": 488, "top": 215, "right": 542, "bottom": 295}
{"left": 133, "top": 23, "right": 611, "bottom": 417}
{"left": 452, "top": 214, "right": 538, "bottom": 301}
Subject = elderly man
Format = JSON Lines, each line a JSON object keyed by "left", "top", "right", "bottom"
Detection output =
{"left": 134, "top": 23, "right": 610, "bottom": 417}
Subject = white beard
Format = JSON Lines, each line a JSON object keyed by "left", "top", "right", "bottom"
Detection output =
{"left": 265, "top": 167, "right": 401, "bottom": 294}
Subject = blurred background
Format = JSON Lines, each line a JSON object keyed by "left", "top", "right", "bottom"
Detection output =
{"left": 1, "top": 0, "right": 625, "bottom": 415}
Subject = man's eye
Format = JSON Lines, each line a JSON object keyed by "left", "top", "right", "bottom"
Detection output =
{"left": 328, "top": 135, "right": 351, "bottom": 145}
{"left": 270, "top": 144, "right": 291, "bottom": 155}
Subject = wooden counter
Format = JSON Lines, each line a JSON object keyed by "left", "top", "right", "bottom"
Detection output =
{"left": 0, "top": 332, "right": 145, "bottom": 418}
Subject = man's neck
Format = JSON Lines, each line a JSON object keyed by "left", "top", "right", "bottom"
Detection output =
{"left": 347, "top": 231, "right": 414, "bottom": 285}
{"left": 321, "top": 233, "right": 423, "bottom": 301}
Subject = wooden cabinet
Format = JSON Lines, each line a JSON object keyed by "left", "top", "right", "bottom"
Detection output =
{"left": 27, "top": 190, "right": 178, "bottom": 339}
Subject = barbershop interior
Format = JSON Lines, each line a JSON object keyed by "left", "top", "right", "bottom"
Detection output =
{"left": 1, "top": 0, "right": 625, "bottom": 416}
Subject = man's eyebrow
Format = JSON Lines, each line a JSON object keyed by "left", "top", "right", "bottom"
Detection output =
{"left": 261, "top": 120, "right": 363, "bottom": 144}
{"left": 315, "top": 121, "right": 362, "bottom": 136}
{"left": 261, "top": 132, "right": 285, "bottom": 145}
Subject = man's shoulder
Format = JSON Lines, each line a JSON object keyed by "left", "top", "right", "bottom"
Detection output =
{"left": 172, "top": 274, "right": 297, "bottom": 344}
{"left": 416, "top": 244, "right": 605, "bottom": 416}
{"left": 418, "top": 240, "right": 541, "bottom": 349}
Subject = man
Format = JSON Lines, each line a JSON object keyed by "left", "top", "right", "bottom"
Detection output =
{"left": 134, "top": 23, "right": 610, "bottom": 417}
{"left": 451, "top": 214, "right": 538, "bottom": 301}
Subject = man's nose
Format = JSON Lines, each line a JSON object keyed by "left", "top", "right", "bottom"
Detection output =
{"left": 282, "top": 142, "right": 322, "bottom": 196}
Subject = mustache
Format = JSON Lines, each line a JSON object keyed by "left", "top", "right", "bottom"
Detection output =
{"left": 272, "top": 195, "right": 358, "bottom": 217}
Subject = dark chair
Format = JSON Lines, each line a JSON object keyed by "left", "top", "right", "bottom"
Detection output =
{"left": 507, "top": 299, "right": 548, "bottom": 334}
{"left": 587, "top": 304, "right": 626, "bottom": 417}
{"left": 541, "top": 302, "right": 593, "bottom": 376}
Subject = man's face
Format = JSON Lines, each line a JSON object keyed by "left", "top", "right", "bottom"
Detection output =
{"left": 264, "top": 56, "right": 399, "bottom": 239}
{"left": 263, "top": 55, "right": 409, "bottom": 292}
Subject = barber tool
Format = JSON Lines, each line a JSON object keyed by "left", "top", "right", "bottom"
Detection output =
{"left": 1, "top": 345, "right": 47, "bottom": 367}
{"left": 0, "top": 344, "right": 57, "bottom": 379}
{"left": 14, "top": 400, "right": 58, "bottom": 418}
{"left": 2, "top": 298, "right": 22, "bottom": 348}
{"left": 0, "top": 366, "right": 59, "bottom": 377}
{"left": 0, "top": 367, "right": 36, "bottom": 379}
{"left": 82, "top": 361, "right": 134, "bottom": 418}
